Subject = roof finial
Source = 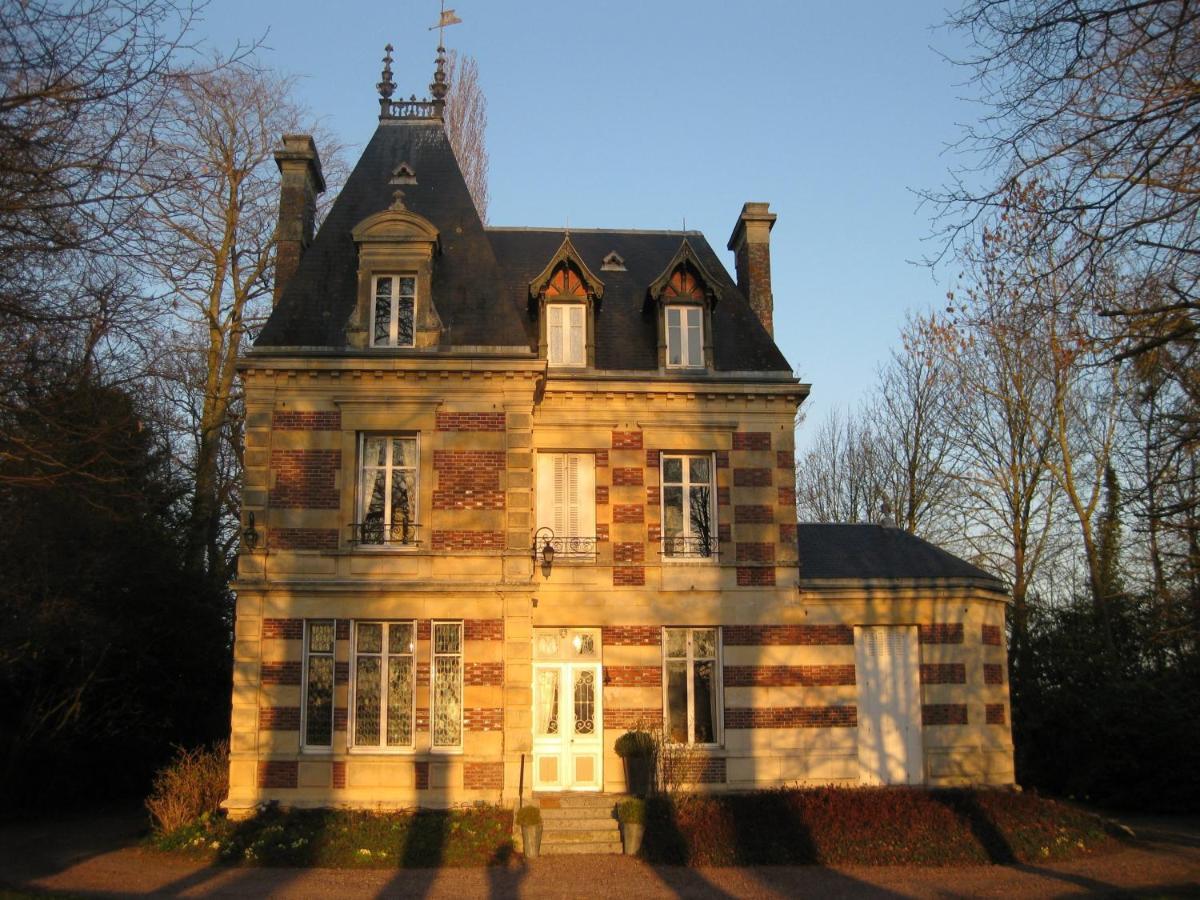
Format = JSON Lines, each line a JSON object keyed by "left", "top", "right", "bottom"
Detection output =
{"left": 430, "top": 44, "right": 449, "bottom": 117}
{"left": 377, "top": 44, "right": 396, "bottom": 117}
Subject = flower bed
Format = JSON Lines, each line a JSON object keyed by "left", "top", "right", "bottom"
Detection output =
{"left": 640, "top": 787, "right": 1119, "bottom": 866}
{"left": 151, "top": 805, "right": 513, "bottom": 868}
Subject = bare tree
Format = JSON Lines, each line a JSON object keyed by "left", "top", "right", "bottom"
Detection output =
{"left": 795, "top": 408, "right": 885, "bottom": 525}
{"left": 443, "top": 49, "right": 489, "bottom": 223}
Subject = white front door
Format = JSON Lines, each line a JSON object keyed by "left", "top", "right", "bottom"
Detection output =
{"left": 532, "top": 661, "right": 603, "bottom": 791}
{"left": 854, "top": 625, "right": 923, "bottom": 785}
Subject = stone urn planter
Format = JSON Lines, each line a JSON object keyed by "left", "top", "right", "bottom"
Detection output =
{"left": 614, "top": 729, "right": 655, "bottom": 796}
{"left": 617, "top": 798, "right": 646, "bottom": 856}
{"left": 516, "top": 805, "right": 542, "bottom": 859}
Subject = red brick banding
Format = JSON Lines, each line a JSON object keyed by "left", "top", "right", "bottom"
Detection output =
{"left": 724, "top": 625, "right": 854, "bottom": 646}
{"left": 724, "top": 665, "right": 856, "bottom": 687}
{"left": 986, "top": 703, "right": 1006, "bottom": 725}
{"left": 613, "top": 467, "right": 643, "bottom": 486}
{"left": 431, "top": 530, "right": 504, "bottom": 551}
{"left": 645, "top": 485, "right": 660, "bottom": 506}
{"left": 612, "top": 431, "right": 643, "bottom": 449}
{"left": 735, "top": 504, "right": 774, "bottom": 523}
{"left": 776, "top": 450, "right": 795, "bottom": 470}
{"left": 733, "top": 467, "right": 772, "bottom": 487}
{"left": 604, "top": 708, "right": 662, "bottom": 729}
{"left": 920, "top": 663, "right": 967, "bottom": 685}
{"left": 595, "top": 450, "right": 609, "bottom": 467}
{"left": 919, "top": 624, "right": 965, "bottom": 644}
{"left": 416, "top": 708, "right": 430, "bottom": 731}
{"left": 465, "top": 662, "right": 504, "bottom": 686}
{"left": 261, "top": 661, "right": 302, "bottom": 685}
{"left": 336, "top": 620, "right": 350, "bottom": 641}
{"left": 415, "top": 761, "right": 430, "bottom": 790}
{"left": 736, "top": 542, "right": 775, "bottom": 563}
{"left": 335, "top": 662, "right": 349, "bottom": 681}
{"left": 679, "top": 757, "right": 726, "bottom": 784}
{"left": 334, "top": 708, "right": 347, "bottom": 732}
{"left": 779, "top": 522, "right": 797, "bottom": 545}
{"left": 614, "top": 566, "right": 645, "bottom": 586}
{"left": 778, "top": 486, "right": 797, "bottom": 508}
{"left": 718, "top": 523, "right": 732, "bottom": 542}
{"left": 604, "top": 666, "right": 661, "bottom": 687}
{"left": 613, "top": 504, "right": 644, "bottom": 523}
{"left": 725, "top": 706, "right": 856, "bottom": 729}
{"left": 269, "top": 528, "right": 338, "bottom": 550}
{"left": 614, "top": 542, "right": 645, "bottom": 563}
{"left": 464, "top": 619, "right": 503, "bottom": 641}
{"left": 717, "top": 487, "right": 731, "bottom": 506}
{"left": 716, "top": 450, "right": 729, "bottom": 469}
{"left": 922, "top": 704, "right": 969, "bottom": 725}
{"left": 432, "top": 450, "right": 505, "bottom": 510}
{"left": 262, "top": 618, "right": 303, "bottom": 640}
{"left": 597, "top": 523, "right": 610, "bottom": 542}
{"left": 648, "top": 524, "right": 662, "bottom": 543}
{"left": 272, "top": 410, "right": 341, "bottom": 430}
{"left": 435, "top": 411, "right": 505, "bottom": 431}
{"left": 417, "top": 621, "right": 431, "bottom": 639}
{"left": 732, "top": 432, "right": 771, "bottom": 451}
{"left": 416, "top": 662, "right": 430, "bottom": 686}
{"left": 257, "top": 760, "right": 298, "bottom": 789}
{"left": 596, "top": 485, "right": 609, "bottom": 505}
{"left": 737, "top": 566, "right": 776, "bottom": 586}
{"left": 645, "top": 450, "right": 660, "bottom": 468}
{"left": 269, "top": 449, "right": 340, "bottom": 509}
{"left": 602, "top": 626, "right": 661, "bottom": 646}
{"left": 332, "top": 761, "right": 346, "bottom": 789}
{"left": 259, "top": 707, "right": 300, "bottom": 731}
{"left": 982, "top": 625, "right": 1003, "bottom": 646}
{"left": 464, "top": 708, "right": 503, "bottom": 731}
{"left": 464, "top": 761, "right": 504, "bottom": 790}
{"left": 984, "top": 663, "right": 1005, "bottom": 685}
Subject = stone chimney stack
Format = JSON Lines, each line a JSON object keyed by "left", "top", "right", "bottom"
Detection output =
{"left": 727, "top": 202, "right": 778, "bottom": 337}
{"left": 273, "top": 134, "right": 326, "bottom": 306}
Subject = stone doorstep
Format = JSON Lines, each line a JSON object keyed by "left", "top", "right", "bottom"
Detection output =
{"left": 542, "top": 828, "right": 622, "bottom": 844}
{"left": 517, "top": 792, "right": 626, "bottom": 856}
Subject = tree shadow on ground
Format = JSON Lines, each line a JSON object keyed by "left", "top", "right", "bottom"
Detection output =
{"left": 930, "top": 789, "right": 1016, "bottom": 864}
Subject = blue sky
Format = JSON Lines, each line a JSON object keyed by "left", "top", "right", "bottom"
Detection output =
{"left": 198, "top": 1, "right": 981, "bottom": 448}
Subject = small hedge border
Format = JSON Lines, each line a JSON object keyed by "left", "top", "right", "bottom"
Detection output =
{"left": 640, "top": 788, "right": 1119, "bottom": 866}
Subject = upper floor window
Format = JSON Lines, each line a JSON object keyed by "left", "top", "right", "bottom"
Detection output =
{"left": 358, "top": 435, "right": 418, "bottom": 546}
{"left": 536, "top": 452, "right": 596, "bottom": 558}
{"left": 547, "top": 303, "right": 585, "bottom": 367}
{"left": 372, "top": 274, "right": 415, "bottom": 347}
{"left": 662, "top": 453, "right": 715, "bottom": 558}
{"left": 666, "top": 305, "right": 703, "bottom": 368}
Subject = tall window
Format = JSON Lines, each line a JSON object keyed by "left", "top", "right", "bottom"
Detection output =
{"left": 547, "top": 304, "right": 585, "bottom": 366}
{"left": 666, "top": 305, "right": 702, "bottom": 368}
{"left": 302, "top": 620, "right": 335, "bottom": 749}
{"left": 352, "top": 622, "right": 416, "bottom": 749}
{"left": 662, "top": 453, "right": 715, "bottom": 558}
{"left": 536, "top": 453, "right": 596, "bottom": 557}
{"left": 664, "top": 627, "right": 720, "bottom": 745}
{"left": 358, "top": 435, "right": 418, "bottom": 545}
{"left": 432, "top": 622, "right": 463, "bottom": 749}
{"left": 372, "top": 274, "right": 416, "bottom": 347}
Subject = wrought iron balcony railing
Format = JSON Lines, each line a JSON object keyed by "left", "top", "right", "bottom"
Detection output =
{"left": 661, "top": 534, "right": 719, "bottom": 559}
{"left": 349, "top": 521, "right": 422, "bottom": 547}
{"left": 533, "top": 534, "right": 598, "bottom": 560}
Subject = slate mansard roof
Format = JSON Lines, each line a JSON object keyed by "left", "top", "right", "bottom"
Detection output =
{"left": 255, "top": 119, "right": 793, "bottom": 375}
{"left": 796, "top": 524, "right": 1005, "bottom": 587}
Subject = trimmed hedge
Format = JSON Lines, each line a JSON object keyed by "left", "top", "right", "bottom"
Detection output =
{"left": 640, "top": 788, "right": 1117, "bottom": 866}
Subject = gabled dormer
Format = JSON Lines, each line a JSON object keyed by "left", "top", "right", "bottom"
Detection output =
{"left": 348, "top": 192, "right": 444, "bottom": 349}
{"left": 528, "top": 236, "right": 604, "bottom": 369}
{"left": 646, "top": 240, "right": 721, "bottom": 371}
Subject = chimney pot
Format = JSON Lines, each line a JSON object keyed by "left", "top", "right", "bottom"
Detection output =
{"left": 273, "top": 134, "right": 326, "bottom": 306}
{"left": 727, "top": 202, "right": 778, "bottom": 337}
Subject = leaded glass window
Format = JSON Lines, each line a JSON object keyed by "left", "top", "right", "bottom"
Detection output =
{"left": 371, "top": 275, "right": 416, "bottom": 347}
{"left": 358, "top": 435, "right": 418, "bottom": 546}
{"left": 432, "top": 622, "right": 463, "bottom": 748}
{"left": 664, "top": 627, "right": 720, "bottom": 745}
{"left": 352, "top": 621, "right": 415, "bottom": 749}
{"left": 303, "top": 620, "right": 335, "bottom": 748}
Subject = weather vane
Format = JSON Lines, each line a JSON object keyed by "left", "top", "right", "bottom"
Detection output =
{"left": 430, "top": 1, "right": 463, "bottom": 45}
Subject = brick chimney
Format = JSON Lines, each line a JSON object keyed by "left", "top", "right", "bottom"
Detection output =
{"left": 727, "top": 202, "right": 778, "bottom": 337}
{"left": 273, "top": 134, "right": 326, "bottom": 306}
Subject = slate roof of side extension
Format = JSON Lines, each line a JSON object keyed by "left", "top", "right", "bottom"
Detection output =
{"left": 255, "top": 120, "right": 793, "bottom": 374}
{"left": 797, "top": 523, "right": 1005, "bottom": 586}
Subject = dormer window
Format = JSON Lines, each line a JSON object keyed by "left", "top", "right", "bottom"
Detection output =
{"left": 666, "top": 305, "right": 703, "bottom": 368}
{"left": 529, "top": 236, "right": 604, "bottom": 370}
{"left": 547, "top": 303, "right": 585, "bottom": 366}
{"left": 647, "top": 241, "right": 721, "bottom": 372}
{"left": 372, "top": 275, "right": 416, "bottom": 347}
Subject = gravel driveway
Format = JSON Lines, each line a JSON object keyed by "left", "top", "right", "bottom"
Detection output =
{"left": 1, "top": 809, "right": 1197, "bottom": 898}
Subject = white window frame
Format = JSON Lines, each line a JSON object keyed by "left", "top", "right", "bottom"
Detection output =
{"left": 546, "top": 302, "right": 586, "bottom": 367}
{"left": 662, "top": 626, "right": 723, "bottom": 747}
{"left": 660, "top": 452, "right": 717, "bottom": 561}
{"left": 370, "top": 274, "right": 416, "bottom": 348}
{"left": 348, "top": 620, "right": 417, "bottom": 753}
{"left": 535, "top": 452, "right": 596, "bottom": 559}
{"left": 431, "top": 620, "right": 464, "bottom": 752}
{"left": 357, "top": 434, "right": 419, "bottom": 547}
{"left": 665, "top": 304, "right": 703, "bottom": 368}
{"left": 301, "top": 619, "right": 335, "bottom": 752}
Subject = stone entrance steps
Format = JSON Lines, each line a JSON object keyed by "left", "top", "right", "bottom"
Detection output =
{"left": 520, "top": 793, "right": 624, "bottom": 855}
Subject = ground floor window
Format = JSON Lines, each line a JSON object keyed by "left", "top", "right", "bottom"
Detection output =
{"left": 302, "top": 620, "right": 335, "bottom": 748}
{"left": 664, "top": 627, "right": 721, "bottom": 744}
{"left": 432, "top": 621, "right": 463, "bottom": 749}
{"left": 351, "top": 621, "right": 416, "bottom": 749}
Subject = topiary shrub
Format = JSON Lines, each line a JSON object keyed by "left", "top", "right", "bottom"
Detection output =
{"left": 145, "top": 741, "right": 229, "bottom": 834}
{"left": 515, "top": 805, "right": 541, "bottom": 827}
{"left": 617, "top": 798, "right": 646, "bottom": 824}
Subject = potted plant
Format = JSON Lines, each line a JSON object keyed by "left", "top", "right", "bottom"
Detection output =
{"left": 614, "top": 729, "right": 655, "bottom": 796}
{"left": 616, "top": 798, "right": 645, "bottom": 855}
{"left": 516, "top": 804, "right": 542, "bottom": 858}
